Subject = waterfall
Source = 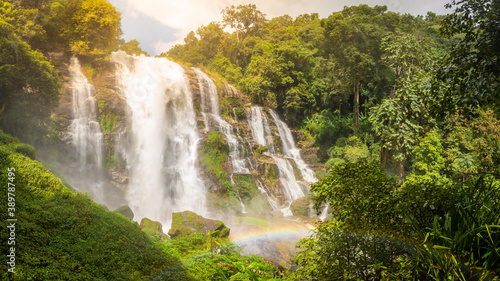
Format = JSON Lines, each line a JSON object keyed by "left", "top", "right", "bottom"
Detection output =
{"left": 247, "top": 106, "right": 317, "bottom": 215}
{"left": 68, "top": 57, "right": 104, "bottom": 201}
{"left": 248, "top": 106, "right": 275, "bottom": 153}
{"left": 194, "top": 70, "right": 249, "bottom": 174}
{"left": 194, "top": 68, "right": 219, "bottom": 130}
{"left": 111, "top": 51, "right": 205, "bottom": 227}
{"left": 215, "top": 116, "right": 249, "bottom": 174}
{"left": 273, "top": 157, "right": 305, "bottom": 202}
{"left": 269, "top": 110, "right": 317, "bottom": 184}
{"left": 256, "top": 179, "right": 280, "bottom": 211}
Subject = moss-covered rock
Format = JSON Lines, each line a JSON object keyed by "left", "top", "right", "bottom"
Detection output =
{"left": 140, "top": 218, "right": 164, "bottom": 239}
{"left": 247, "top": 193, "right": 273, "bottom": 214}
{"left": 113, "top": 205, "right": 134, "bottom": 220}
{"left": 168, "top": 211, "right": 230, "bottom": 238}
{"left": 234, "top": 174, "right": 259, "bottom": 203}
{"left": 290, "top": 195, "right": 312, "bottom": 217}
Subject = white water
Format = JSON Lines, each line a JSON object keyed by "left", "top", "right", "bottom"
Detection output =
{"left": 247, "top": 106, "right": 318, "bottom": 215}
{"left": 269, "top": 110, "right": 317, "bottom": 184}
{"left": 248, "top": 106, "right": 275, "bottom": 153}
{"left": 194, "top": 68, "right": 219, "bottom": 130}
{"left": 111, "top": 52, "right": 205, "bottom": 227}
{"left": 194, "top": 70, "right": 250, "bottom": 174}
{"left": 214, "top": 115, "right": 250, "bottom": 174}
{"left": 68, "top": 57, "right": 104, "bottom": 201}
{"left": 256, "top": 179, "right": 280, "bottom": 211}
{"left": 319, "top": 205, "right": 329, "bottom": 221}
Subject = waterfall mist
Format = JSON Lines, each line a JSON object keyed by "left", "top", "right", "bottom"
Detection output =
{"left": 111, "top": 52, "right": 205, "bottom": 228}
{"left": 64, "top": 57, "right": 106, "bottom": 203}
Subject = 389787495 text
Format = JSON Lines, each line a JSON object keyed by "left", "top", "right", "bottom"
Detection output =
{"left": 7, "top": 167, "right": 16, "bottom": 273}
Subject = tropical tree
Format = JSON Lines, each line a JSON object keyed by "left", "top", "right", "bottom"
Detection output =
{"left": 433, "top": 0, "right": 500, "bottom": 115}
{"left": 0, "top": 18, "right": 60, "bottom": 143}
{"left": 70, "top": 0, "right": 122, "bottom": 57}
{"left": 370, "top": 33, "right": 433, "bottom": 180}
{"left": 321, "top": 5, "right": 387, "bottom": 135}
{"left": 118, "top": 39, "right": 148, "bottom": 56}
{"left": 221, "top": 4, "right": 266, "bottom": 41}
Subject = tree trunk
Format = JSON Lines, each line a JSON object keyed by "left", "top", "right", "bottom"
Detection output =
{"left": 397, "top": 147, "right": 404, "bottom": 182}
{"left": 383, "top": 147, "right": 388, "bottom": 169}
{"left": 354, "top": 80, "right": 360, "bottom": 136}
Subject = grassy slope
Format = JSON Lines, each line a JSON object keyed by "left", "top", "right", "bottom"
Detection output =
{"left": 0, "top": 132, "right": 189, "bottom": 280}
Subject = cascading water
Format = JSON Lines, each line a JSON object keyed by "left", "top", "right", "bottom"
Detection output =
{"left": 194, "top": 70, "right": 250, "bottom": 174}
{"left": 247, "top": 106, "right": 317, "bottom": 215}
{"left": 194, "top": 68, "right": 219, "bottom": 130}
{"left": 269, "top": 110, "right": 317, "bottom": 184}
{"left": 273, "top": 157, "right": 305, "bottom": 202}
{"left": 68, "top": 57, "right": 104, "bottom": 201}
{"left": 256, "top": 179, "right": 280, "bottom": 211}
{"left": 194, "top": 68, "right": 220, "bottom": 115}
{"left": 215, "top": 116, "right": 250, "bottom": 174}
{"left": 111, "top": 51, "right": 205, "bottom": 227}
{"left": 248, "top": 106, "right": 275, "bottom": 153}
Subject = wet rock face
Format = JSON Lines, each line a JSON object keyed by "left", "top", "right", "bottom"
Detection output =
{"left": 168, "top": 211, "right": 230, "bottom": 238}
{"left": 52, "top": 58, "right": 322, "bottom": 219}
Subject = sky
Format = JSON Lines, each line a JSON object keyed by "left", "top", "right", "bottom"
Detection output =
{"left": 108, "top": 0, "right": 452, "bottom": 56}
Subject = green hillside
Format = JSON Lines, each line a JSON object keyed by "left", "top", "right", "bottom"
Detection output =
{"left": 0, "top": 131, "right": 189, "bottom": 280}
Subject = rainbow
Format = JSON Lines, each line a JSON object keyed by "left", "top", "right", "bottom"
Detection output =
{"left": 229, "top": 223, "right": 315, "bottom": 244}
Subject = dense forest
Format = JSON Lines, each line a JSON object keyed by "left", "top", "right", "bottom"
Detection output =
{"left": 1, "top": 0, "right": 499, "bottom": 280}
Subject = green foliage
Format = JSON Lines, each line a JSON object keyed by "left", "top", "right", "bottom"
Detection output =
{"left": 426, "top": 178, "right": 500, "bottom": 272}
{"left": 0, "top": 133, "right": 187, "bottom": 280}
{"left": 163, "top": 230, "right": 278, "bottom": 281}
{"left": 370, "top": 33, "right": 434, "bottom": 179}
{"left": 291, "top": 220, "right": 415, "bottom": 281}
{"left": 208, "top": 55, "right": 243, "bottom": 85}
{"left": 311, "top": 159, "right": 403, "bottom": 235}
{"left": 99, "top": 112, "right": 120, "bottom": 134}
{"left": 433, "top": 0, "right": 500, "bottom": 115}
{"left": 241, "top": 40, "right": 316, "bottom": 125}
{"left": 302, "top": 110, "right": 353, "bottom": 154}
{"left": 10, "top": 142, "right": 36, "bottom": 159}
{"left": 140, "top": 218, "right": 164, "bottom": 239}
{"left": 296, "top": 153, "right": 500, "bottom": 280}
{"left": 98, "top": 99, "right": 121, "bottom": 169}
{"left": 233, "top": 174, "right": 259, "bottom": 204}
{"left": 324, "top": 135, "right": 380, "bottom": 169}
{"left": 187, "top": 253, "right": 278, "bottom": 281}
{"left": 0, "top": 130, "right": 19, "bottom": 145}
{"left": 119, "top": 38, "right": 148, "bottom": 56}
{"left": 69, "top": 0, "right": 121, "bottom": 57}
{"left": 400, "top": 131, "right": 454, "bottom": 230}
{"left": 164, "top": 3, "right": 447, "bottom": 132}
{"left": 0, "top": 18, "right": 60, "bottom": 143}
{"left": 200, "top": 131, "right": 244, "bottom": 212}
{"left": 221, "top": 4, "right": 267, "bottom": 41}
{"left": 442, "top": 109, "right": 500, "bottom": 180}
{"left": 200, "top": 132, "right": 229, "bottom": 184}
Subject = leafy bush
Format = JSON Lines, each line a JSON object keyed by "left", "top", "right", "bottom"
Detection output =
{"left": 291, "top": 221, "right": 416, "bottom": 281}
{"left": 11, "top": 143, "right": 36, "bottom": 159}
{"left": 425, "top": 178, "right": 500, "bottom": 272}
{"left": 311, "top": 159, "right": 403, "bottom": 234}
{"left": 303, "top": 110, "right": 353, "bottom": 149}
